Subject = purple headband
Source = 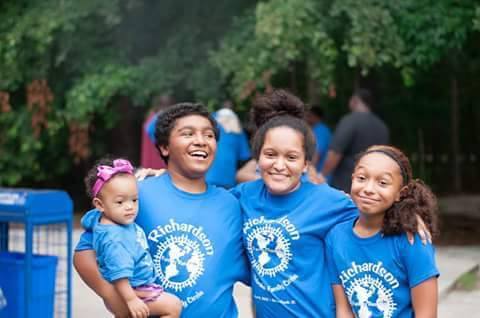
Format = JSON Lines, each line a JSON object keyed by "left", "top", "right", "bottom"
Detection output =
{"left": 92, "top": 159, "right": 134, "bottom": 197}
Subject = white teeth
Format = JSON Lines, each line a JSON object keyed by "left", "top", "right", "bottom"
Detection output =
{"left": 190, "top": 151, "right": 208, "bottom": 158}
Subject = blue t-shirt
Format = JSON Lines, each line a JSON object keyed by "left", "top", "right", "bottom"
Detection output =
{"left": 206, "top": 124, "right": 251, "bottom": 188}
{"left": 325, "top": 219, "right": 439, "bottom": 318}
{"left": 76, "top": 174, "right": 249, "bottom": 318}
{"left": 80, "top": 210, "right": 157, "bottom": 287}
{"left": 312, "top": 122, "right": 332, "bottom": 171}
{"left": 231, "top": 180, "right": 358, "bottom": 318}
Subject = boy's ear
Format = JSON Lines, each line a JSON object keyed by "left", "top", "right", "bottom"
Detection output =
{"left": 159, "top": 145, "right": 169, "bottom": 158}
{"left": 92, "top": 197, "right": 104, "bottom": 212}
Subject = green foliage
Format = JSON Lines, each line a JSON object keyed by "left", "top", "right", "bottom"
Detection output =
{"left": 455, "top": 268, "right": 479, "bottom": 291}
{"left": 65, "top": 64, "right": 144, "bottom": 125}
{"left": 0, "top": 0, "right": 255, "bottom": 186}
{"left": 0, "top": 103, "right": 69, "bottom": 185}
{"left": 211, "top": 0, "right": 337, "bottom": 100}
{"left": 331, "top": 1, "right": 406, "bottom": 74}
{"left": 474, "top": 6, "right": 480, "bottom": 31}
{"left": 0, "top": 0, "right": 142, "bottom": 186}
{"left": 213, "top": 0, "right": 479, "bottom": 95}
{"left": 0, "top": 0, "right": 479, "bottom": 191}
{"left": 397, "top": 1, "right": 476, "bottom": 67}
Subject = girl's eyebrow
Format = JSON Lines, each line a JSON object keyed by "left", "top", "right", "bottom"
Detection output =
{"left": 376, "top": 171, "right": 395, "bottom": 179}
{"left": 355, "top": 165, "right": 396, "bottom": 177}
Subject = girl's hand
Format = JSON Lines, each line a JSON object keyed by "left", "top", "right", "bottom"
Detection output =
{"left": 135, "top": 168, "right": 166, "bottom": 181}
{"left": 407, "top": 214, "right": 432, "bottom": 245}
{"left": 127, "top": 297, "right": 150, "bottom": 318}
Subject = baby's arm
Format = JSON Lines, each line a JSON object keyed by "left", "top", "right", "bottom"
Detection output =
{"left": 114, "top": 279, "right": 149, "bottom": 318}
{"left": 73, "top": 250, "right": 130, "bottom": 317}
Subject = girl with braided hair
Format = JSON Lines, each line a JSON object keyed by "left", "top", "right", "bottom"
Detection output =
{"left": 325, "top": 145, "right": 439, "bottom": 318}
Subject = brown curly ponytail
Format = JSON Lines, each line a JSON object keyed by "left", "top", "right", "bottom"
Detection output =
{"left": 357, "top": 145, "right": 439, "bottom": 237}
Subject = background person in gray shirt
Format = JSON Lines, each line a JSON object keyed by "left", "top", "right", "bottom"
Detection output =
{"left": 321, "top": 88, "right": 389, "bottom": 192}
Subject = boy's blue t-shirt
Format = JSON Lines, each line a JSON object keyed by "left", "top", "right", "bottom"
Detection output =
{"left": 80, "top": 210, "right": 157, "bottom": 287}
{"left": 231, "top": 180, "right": 358, "bottom": 318}
{"left": 325, "top": 219, "right": 439, "bottom": 318}
{"left": 76, "top": 174, "right": 249, "bottom": 318}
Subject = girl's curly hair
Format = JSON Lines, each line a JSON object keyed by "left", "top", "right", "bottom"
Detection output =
{"left": 356, "top": 145, "right": 439, "bottom": 237}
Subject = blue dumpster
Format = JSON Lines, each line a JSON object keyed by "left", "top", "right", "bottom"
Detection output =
{"left": 0, "top": 188, "right": 73, "bottom": 318}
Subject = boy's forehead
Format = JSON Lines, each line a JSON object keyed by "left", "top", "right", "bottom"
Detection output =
{"left": 173, "top": 114, "right": 213, "bottom": 129}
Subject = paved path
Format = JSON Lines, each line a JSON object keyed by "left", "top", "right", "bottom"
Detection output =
{"left": 436, "top": 246, "right": 480, "bottom": 298}
{"left": 72, "top": 230, "right": 480, "bottom": 317}
{"left": 437, "top": 246, "right": 480, "bottom": 317}
{"left": 439, "top": 289, "right": 480, "bottom": 317}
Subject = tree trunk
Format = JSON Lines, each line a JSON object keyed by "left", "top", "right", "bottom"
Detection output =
{"left": 108, "top": 96, "right": 143, "bottom": 165}
{"left": 306, "top": 77, "right": 321, "bottom": 105}
{"left": 451, "top": 74, "right": 462, "bottom": 192}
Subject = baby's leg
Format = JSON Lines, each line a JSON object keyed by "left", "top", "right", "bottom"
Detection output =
{"left": 146, "top": 292, "right": 182, "bottom": 318}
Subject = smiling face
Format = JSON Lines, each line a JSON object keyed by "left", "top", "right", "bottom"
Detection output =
{"left": 93, "top": 174, "right": 139, "bottom": 225}
{"left": 258, "top": 126, "right": 307, "bottom": 195}
{"left": 351, "top": 152, "right": 405, "bottom": 216}
{"left": 160, "top": 114, "right": 217, "bottom": 179}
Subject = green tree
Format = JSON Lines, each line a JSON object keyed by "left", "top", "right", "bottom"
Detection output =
{"left": 0, "top": 0, "right": 255, "bottom": 186}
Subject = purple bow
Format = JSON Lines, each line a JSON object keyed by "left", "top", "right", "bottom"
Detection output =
{"left": 92, "top": 159, "right": 134, "bottom": 197}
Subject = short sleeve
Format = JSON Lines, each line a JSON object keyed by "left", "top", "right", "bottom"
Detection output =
{"left": 317, "top": 188, "right": 358, "bottom": 238}
{"left": 325, "top": 234, "right": 341, "bottom": 285}
{"left": 75, "top": 231, "right": 94, "bottom": 251}
{"left": 229, "top": 184, "right": 243, "bottom": 199}
{"left": 101, "top": 241, "right": 135, "bottom": 282}
{"left": 399, "top": 235, "right": 439, "bottom": 288}
{"left": 329, "top": 115, "right": 355, "bottom": 154}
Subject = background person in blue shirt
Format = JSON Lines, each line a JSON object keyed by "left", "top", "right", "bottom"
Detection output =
{"left": 207, "top": 102, "right": 252, "bottom": 188}
{"left": 81, "top": 158, "right": 182, "bottom": 318}
{"left": 325, "top": 145, "right": 439, "bottom": 318}
{"left": 74, "top": 103, "right": 250, "bottom": 318}
{"left": 306, "top": 105, "right": 332, "bottom": 173}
